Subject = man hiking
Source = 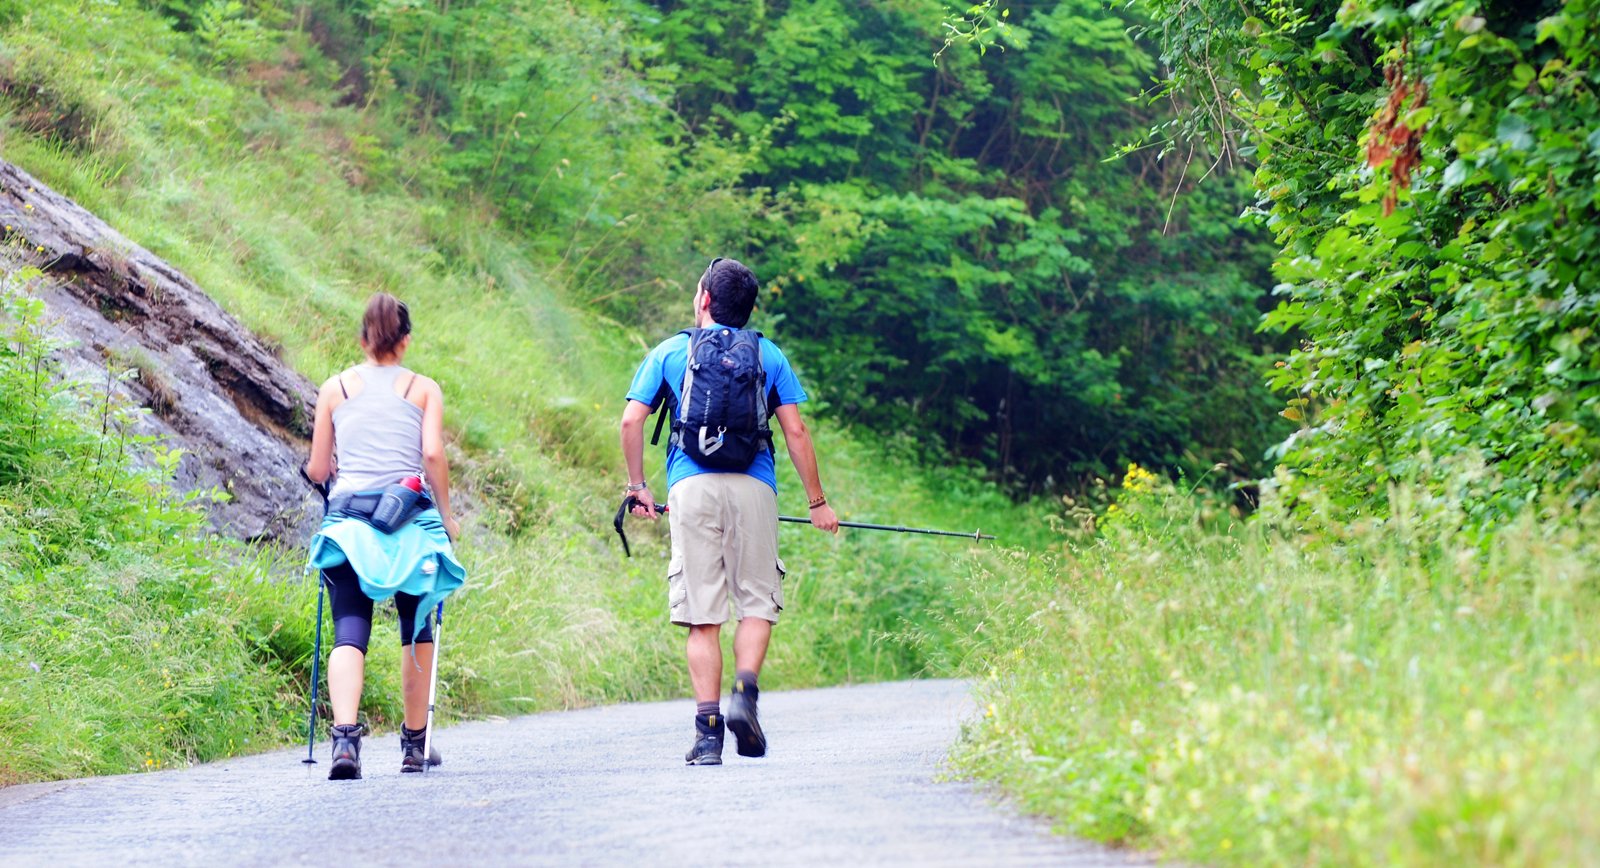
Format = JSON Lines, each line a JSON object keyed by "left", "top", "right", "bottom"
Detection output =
{"left": 620, "top": 257, "right": 839, "bottom": 766}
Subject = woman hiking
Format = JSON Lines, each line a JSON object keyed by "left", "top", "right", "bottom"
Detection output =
{"left": 303, "top": 292, "right": 466, "bottom": 780}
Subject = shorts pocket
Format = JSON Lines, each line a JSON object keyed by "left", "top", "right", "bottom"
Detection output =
{"left": 667, "top": 552, "right": 688, "bottom": 612}
{"left": 772, "top": 557, "right": 786, "bottom": 613}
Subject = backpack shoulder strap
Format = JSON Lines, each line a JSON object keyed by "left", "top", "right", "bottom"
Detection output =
{"left": 676, "top": 328, "right": 708, "bottom": 426}
{"left": 651, "top": 330, "right": 698, "bottom": 446}
{"left": 742, "top": 331, "right": 777, "bottom": 455}
{"left": 744, "top": 330, "right": 766, "bottom": 368}
{"left": 649, "top": 380, "right": 672, "bottom": 446}
{"left": 745, "top": 331, "right": 770, "bottom": 398}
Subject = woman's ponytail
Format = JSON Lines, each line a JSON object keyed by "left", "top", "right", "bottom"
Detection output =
{"left": 360, "top": 292, "right": 411, "bottom": 359}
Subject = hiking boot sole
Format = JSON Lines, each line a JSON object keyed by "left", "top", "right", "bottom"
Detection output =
{"left": 726, "top": 713, "right": 766, "bottom": 758}
{"left": 328, "top": 759, "right": 361, "bottom": 781}
{"left": 401, "top": 752, "right": 440, "bottom": 774}
{"left": 685, "top": 753, "right": 723, "bottom": 766}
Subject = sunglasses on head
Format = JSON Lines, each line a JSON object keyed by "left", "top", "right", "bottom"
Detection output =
{"left": 697, "top": 258, "right": 726, "bottom": 300}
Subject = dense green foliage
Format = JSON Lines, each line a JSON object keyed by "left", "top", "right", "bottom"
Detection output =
{"left": 0, "top": 270, "right": 315, "bottom": 783}
{"left": 639, "top": 0, "right": 1286, "bottom": 488}
{"left": 1143, "top": 0, "right": 1600, "bottom": 522}
{"left": 324, "top": 0, "right": 760, "bottom": 287}
{"left": 934, "top": 2, "right": 1600, "bottom": 863}
{"left": 950, "top": 473, "right": 1600, "bottom": 865}
{"left": 145, "top": 0, "right": 1289, "bottom": 492}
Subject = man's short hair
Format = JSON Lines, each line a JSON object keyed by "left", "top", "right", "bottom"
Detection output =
{"left": 702, "top": 258, "right": 759, "bottom": 328}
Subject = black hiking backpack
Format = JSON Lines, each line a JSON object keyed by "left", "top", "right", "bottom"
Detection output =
{"left": 650, "top": 327, "right": 775, "bottom": 471}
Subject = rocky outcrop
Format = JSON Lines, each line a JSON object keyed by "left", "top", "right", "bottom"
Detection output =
{"left": 0, "top": 158, "right": 321, "bottom": 543}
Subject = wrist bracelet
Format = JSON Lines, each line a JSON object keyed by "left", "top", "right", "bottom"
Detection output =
{"left": 808, "top": 496, "right": 827, "bottom": 509}
{"left": 626, "top": 481, "right": 649, "bottom": 492}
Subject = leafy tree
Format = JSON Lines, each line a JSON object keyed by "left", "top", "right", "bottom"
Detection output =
{"left": 1142, "top": 0, "right": 1600, "bottom": 522}
{"left": 645, "top": 0, "right": 1285, "bottom": 490}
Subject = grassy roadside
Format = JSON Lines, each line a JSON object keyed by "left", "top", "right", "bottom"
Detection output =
{"left": 0, "top": 269, "right": 316, "bottom": 784}
{"left": 949, "top": 470, "right": 1600, "bottom": 865}
{"left": 0, "top": 0, "right": 1041, "bottom": 782}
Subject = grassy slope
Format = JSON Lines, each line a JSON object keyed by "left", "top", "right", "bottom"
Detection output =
{"left": 0, "top": 0, "right": 1038, "bottom": 781}
{"left": 951, "top": 476, "right": 1600, "bottom": 866}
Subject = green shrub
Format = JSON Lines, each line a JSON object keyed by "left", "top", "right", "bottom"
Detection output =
{"left": 0, "top": 265, "right": 317, "bottom": 783}
{"left": 951, "top": 471, "right": 1600, "bottom": 865}
{"left": 1141, "top": 0, "right": 1600, "bottom": 524}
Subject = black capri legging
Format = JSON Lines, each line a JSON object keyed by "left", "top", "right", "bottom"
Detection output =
{"left": 321, "top": 562, "right": 434, "bottom": 654}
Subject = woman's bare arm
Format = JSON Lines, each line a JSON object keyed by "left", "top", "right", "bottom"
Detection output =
{"left": 305, "top": 377, "right": 342, "bottom": 484}
{"left": 419, "top": 377, "right": 459, "bottom": 540}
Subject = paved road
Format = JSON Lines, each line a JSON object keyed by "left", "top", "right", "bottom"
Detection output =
{"left": 1, "top": 680, "right": 1142, "bottom": 866}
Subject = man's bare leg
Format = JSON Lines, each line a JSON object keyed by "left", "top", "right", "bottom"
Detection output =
{"left": 685, "top": 623, "right": 727, "bottom": 765}
{"left": 727, "top": 617, "right": 772, "bottom": 757}
{"left": 686, "top": 624, "right": 723, "bottom": 703}
{"left": 732, "top": 617, "right": 772, "bottom": 676}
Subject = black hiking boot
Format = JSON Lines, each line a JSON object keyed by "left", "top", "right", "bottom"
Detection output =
{"left": 400, "top": 724, "right": 443, "bottom": 773}
{"left": 328, "top": 723, "right": 364, "bottom": 780}
{"left": 726, "top": 677, "right": 766, "bottom": 758}
{"left": 685, "top": 712, "right": 724, "bottom": 766}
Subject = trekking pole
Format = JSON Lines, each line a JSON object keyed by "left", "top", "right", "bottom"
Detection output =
{"left": 301, "top": 466, "right": 330, "bottom": 765}
{"left": 614, "top": 496, "right": 995, "bottom": 556}
{"left": 776, "top": 515, "right": 996, "bottom": 541}
{"left": 421, "top": 601, "right": 444, "bottom": 774}
{"left": 302, "top": 580, "right": 325, "bottom": 764}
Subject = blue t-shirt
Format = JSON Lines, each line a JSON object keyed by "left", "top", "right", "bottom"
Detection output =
{"left": 627, "top": 325, "right": 808, "bottom": 493}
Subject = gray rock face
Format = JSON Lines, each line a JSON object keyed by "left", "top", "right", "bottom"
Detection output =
{"left": 0, "top": 158, "right": 321, "bottom": 543}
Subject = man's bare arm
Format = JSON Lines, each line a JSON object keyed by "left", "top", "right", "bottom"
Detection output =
{"left": 620, "top": 399, "right": 658, "bottom": 518}
{"left": 774, "top": 404, "right": 838, "bottom": 533}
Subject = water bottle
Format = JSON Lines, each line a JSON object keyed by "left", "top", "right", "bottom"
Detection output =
{"left": 370, "top": 480, "right": 422, "bottom": 533}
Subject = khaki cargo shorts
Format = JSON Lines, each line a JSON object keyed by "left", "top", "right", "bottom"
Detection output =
{"left": 666, "top": 473, "right": 785, "bottom": 626}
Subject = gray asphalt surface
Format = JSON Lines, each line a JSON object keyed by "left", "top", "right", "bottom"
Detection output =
{"left": 0, "top": 679, "right": 1143, "bottom": 867}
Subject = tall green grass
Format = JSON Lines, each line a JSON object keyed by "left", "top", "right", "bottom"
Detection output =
{"left": 0, "top": 270, "right": 327, "bottom": 784}
{"left": 950, "top": 472, "right": 1600, "bottom": 865}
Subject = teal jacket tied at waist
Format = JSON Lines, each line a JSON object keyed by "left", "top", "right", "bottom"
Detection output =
{"left": 308, "top": 508, "right": 465, "bottom": 641}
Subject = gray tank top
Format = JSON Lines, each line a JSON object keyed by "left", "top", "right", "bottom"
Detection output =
{"left": 330, "top": 364, "right": 425, "bottom": 497}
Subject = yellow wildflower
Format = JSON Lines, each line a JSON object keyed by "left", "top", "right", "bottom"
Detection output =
{"left": 1122, "top": 462, "right": 1160, "bottom": 493}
